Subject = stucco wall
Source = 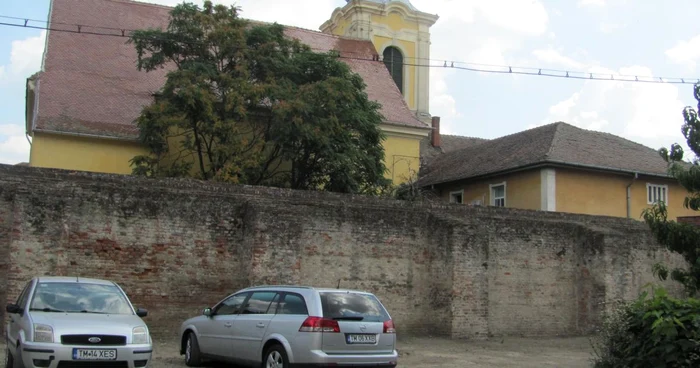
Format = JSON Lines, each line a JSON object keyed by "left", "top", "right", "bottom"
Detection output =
{"left": 555, "top": 168, "right": 696, "bottom": 220}
{"left": 29, "top": 127, "right": 424, "bottom": 186}
{"left": 29, "top": 132, "right": 148, "bottom": 175}
{"left": 436, "top": 169, "right": 542, "bottom": 210}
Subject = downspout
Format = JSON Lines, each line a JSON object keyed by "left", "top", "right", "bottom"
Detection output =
{"left": 626, "top": 172, "right": 639, "bottom": 218}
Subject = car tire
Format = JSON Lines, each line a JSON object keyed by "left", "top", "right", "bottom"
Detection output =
{"left": 263, "top": 344, "right": 289, "bottom": 368}
{"left": 184, "top": 332, "right": 202, "bottom": 367}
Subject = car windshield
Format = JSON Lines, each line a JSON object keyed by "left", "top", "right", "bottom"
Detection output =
{"left": 320, "top": 292, "right": 390, "bottom": 322}
{"left": 29, "top": 282, "right": 134, "bottom": 315}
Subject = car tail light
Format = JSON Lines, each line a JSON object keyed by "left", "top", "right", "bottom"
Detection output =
{"left": 383, "top": 319, "right": 396, "bottom": 334}
{"left": 299, "top": 316, "right": 340, "bottom": 333}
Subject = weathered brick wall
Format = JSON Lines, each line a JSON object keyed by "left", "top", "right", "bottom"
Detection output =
{"left": 0, "top": 185, "right": 12, "bottom": 329}
{"left": 678, "top": 216, "right": 700, "bottom": 226}
{"left": 0, "top": 164, "right": 687, "bottom": 340}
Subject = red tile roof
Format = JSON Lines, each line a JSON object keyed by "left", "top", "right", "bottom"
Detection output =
{"left": 32, "top": 0, "right": 428, "bottom": 140}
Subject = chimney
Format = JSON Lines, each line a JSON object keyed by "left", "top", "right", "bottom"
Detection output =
{"left": 431, "top": 116, "right": 441, "bottom": 148}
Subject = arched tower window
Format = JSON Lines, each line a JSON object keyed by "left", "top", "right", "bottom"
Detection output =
{"left": 383, "top": 46, "right": 404, "bottom": 94}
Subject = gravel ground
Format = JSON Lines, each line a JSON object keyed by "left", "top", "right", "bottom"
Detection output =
{"left": 1, "top": 336, "right": 595, "bottom": 367}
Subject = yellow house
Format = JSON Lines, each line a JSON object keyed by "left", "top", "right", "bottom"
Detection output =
{"left": 25, "top": 0, "right": 438, "bottom": 186}
{"left": 416, "top": 122, "right": 697, "bottom": 220}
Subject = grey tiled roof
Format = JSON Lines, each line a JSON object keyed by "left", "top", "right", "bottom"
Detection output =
{"left": 417, "top": 122, "right": 674, "bottom": 187}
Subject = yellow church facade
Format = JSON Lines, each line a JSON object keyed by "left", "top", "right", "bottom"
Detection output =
{"left": 26, "top": 0, "right": 439, "bottom": 186}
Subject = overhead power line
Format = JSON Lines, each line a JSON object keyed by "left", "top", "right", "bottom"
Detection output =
{"left": 1, "top": 15, "right": 699, "bottom": 86}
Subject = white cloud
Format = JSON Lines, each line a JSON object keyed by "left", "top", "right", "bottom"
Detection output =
{"left": 532, "top": 48, "right": 587, "bottom": 70}
{"left": 407, "top": 0, "right": 550, "bottom": 124}
{"left": 666, "top": 35, "right": 700, "bottom": 72}
{"left": 578, "top": 0, "right": 606, "bottom": 7}
{"left": 540, "top": 62, "right": 691, "bottom": 157}
{"left": 0, "top": 31, "right": 45, "bottom": 165}
{"left": 429, "top": 68, "right": 461, "bottom": 134}
{"left": 0, "top": 124, "right": 30, "bottom": 165}
{"left": 0, "top": 30, "right": 46, "bottom": 88}
{"left": 599, "top": 23, "right": 624, "bottom": 33}
{"left": 6, "top": 30, "right": 46, "bottom": 80}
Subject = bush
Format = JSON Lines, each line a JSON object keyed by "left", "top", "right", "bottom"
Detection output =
{"left": 591, "top": 287, "right": 700, "bottom": 368}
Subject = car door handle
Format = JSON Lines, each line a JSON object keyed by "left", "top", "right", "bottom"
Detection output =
{"left": 256, "top": 323, "right": 265, "bottom": 328}
{"left": 224, "top": 322, "right": 232, "bottom": 328}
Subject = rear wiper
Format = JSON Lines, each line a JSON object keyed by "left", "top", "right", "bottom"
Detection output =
{"left": 30, "top": 308, "right": 65, "bottom": 313}
{"left": 333, "top": 316, "right": 365, "bottom": 321}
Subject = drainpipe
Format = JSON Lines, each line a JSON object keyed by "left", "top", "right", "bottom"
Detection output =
{"left": 626, "top": 172, "right": 639, "bottom": 218}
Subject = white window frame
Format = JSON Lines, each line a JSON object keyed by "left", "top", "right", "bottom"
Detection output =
{"left": 490, "top": 182, "right": 507, "bottom": 207}
{"left": 646, "top": 183, "right": 668, "bottom": 205}
{"left": 449, "top": 190, "right": 464, "bottom": 204}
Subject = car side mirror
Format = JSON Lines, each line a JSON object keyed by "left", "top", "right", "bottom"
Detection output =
{"left": 6, "top": 303, "right": 21, "bottom": 314}
{"left": 135, "top": 308, "right": 148, "bottom": 317}
{"left": 203, "top": 308, "right": 213, "bottom": 317}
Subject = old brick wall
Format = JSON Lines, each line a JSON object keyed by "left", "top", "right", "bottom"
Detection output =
{"left": 0, "top": 164, "right": 687, "bottom": 340}
{"left": 0, "top": 184, "right": 12, "bottom": 330}
{"left": 677, "top": 216, "right": 700, "bottom": 226}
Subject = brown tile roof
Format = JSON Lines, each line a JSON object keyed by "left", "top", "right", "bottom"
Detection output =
{"left": 420, "top": 134, "right": 488, "bottom": 168}
{"left": 417, "top": 122, "right": 675, "bottom": 187}
{"left": 31, "top": 0, "right": 427, "bottom": 140}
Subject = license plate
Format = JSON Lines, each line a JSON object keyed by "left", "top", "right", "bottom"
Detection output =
{"left": 72, "top": 348, "right": 117, "bottom": 360}
{"left": 346, "top": 334, "right": 377, "bottom": 344}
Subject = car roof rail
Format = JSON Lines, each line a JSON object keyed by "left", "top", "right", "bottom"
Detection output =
{"left": 244, "top": 285, "right": 315, "bottom": 290}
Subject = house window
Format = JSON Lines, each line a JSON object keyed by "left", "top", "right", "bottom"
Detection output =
{"left": 490, "top": 182, "right": 506, "bottom": 207}
{"left": 450, "top": 191, "right": 464, "bottom": 204}
{"left": 383, "top": 46, "right": 404, "bottom": 94}
{"left": 647, "top": 183, "right": 668, "bottom": 204}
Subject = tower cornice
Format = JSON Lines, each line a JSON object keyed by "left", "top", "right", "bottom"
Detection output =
{"left": 320, "top": 0, "right": 439, "bottom": 33}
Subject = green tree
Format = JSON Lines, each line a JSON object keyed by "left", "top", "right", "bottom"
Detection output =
{"left": 642, "top": 82, "right": 700, "bottom": 296}
{"left": 128, "top": 1, "right": 390, "bottom": 194}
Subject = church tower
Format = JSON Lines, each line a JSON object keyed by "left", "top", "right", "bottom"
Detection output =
{"left": 320, "top": 0, "right": 439, "bottom": 124}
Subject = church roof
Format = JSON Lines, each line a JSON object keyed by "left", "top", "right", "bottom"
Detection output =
{"left": 30, "top": 0, "right": 428, "bottom": 141}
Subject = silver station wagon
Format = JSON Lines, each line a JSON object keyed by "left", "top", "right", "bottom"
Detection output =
{"left": 179, "top": 285, "right": 398, "bottom": 367}
{"left": 4, "top": 276, "right": 153, "bottom": 368}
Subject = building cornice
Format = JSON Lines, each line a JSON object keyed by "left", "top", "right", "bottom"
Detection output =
{"left": 381, "top": 122, "right": 430, "bottom": 139}
{"left": 320, "top": 1, "right": 439, "bottom": 33}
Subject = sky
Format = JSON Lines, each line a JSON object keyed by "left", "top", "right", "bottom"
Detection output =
{"left": 1, "top": 0, "right": 700, "bottom": 164}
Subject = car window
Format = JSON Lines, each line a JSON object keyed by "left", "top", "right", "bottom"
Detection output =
{"left": 30, "top": 282, "right": 134, "bottom": 314}
{"left": 214, "top": 292, "right": 249, "bottom": 315}
{"left": 267, "top": 293, "right": 281, "bottom": 315}
{"left": 278, "top": 293, "right": 308, "bottom": 315}
{"left": 241, "top": 291, "right": 278, "bottom": 314}
{"left": 16, "top": 281, "right": 33, "bottom": 309}
{"left": 320, "top": 292, "right": 390, "bottom": 322}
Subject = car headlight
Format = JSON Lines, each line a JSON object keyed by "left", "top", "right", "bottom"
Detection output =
{"left": 33, "top": 324, "right": 54, "bottom": 343}
{"left": 132, "top": 326, "right": 150, "bottom": 344}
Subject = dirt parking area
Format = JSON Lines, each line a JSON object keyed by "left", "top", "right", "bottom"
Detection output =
{"left": 1, "top": 336, "right": 595, "bottom": 367}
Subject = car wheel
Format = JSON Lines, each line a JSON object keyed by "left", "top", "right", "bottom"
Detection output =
{"left": 263, "top": 344, "right": 288, "bottom": 368}
{"left": 184, "top": 332, "right": 202, "bottom": 367}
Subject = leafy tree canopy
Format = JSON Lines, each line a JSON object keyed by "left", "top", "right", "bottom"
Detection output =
{"left": 643, "top": 83, "right": 700, "bottom": 295}
{"left": 128, "top": 1, "right": 391, "bottom": 194}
